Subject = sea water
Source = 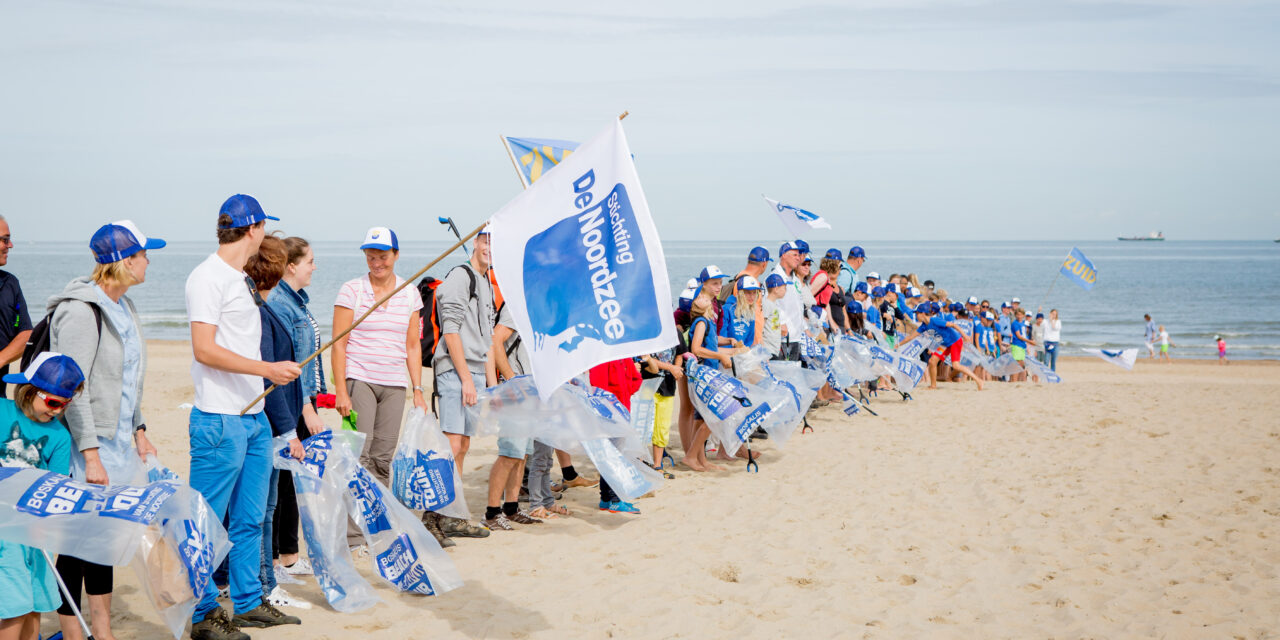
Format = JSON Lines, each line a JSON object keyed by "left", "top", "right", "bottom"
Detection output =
{"left": 7, "top": 239, "right": 1277, "bottom": 360}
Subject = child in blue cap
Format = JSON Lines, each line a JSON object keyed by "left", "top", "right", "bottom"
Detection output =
{"left": 0, "top": 353, "right": 84, "bottom": 638}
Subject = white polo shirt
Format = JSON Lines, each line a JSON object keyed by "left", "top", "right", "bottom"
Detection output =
{"left": 770, "top": 264, "right": 806, "bottom": 339}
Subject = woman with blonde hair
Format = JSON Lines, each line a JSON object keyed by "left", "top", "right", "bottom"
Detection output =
{"left": 684, "top": 293, "right": 736, "bottom": 472}
{"left": 47, "top": 221, "right": 164, "bottom": 640}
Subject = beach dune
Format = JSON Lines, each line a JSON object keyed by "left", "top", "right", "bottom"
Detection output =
{"left": 41, "top": 342, "right": 1280, "bottom": 639}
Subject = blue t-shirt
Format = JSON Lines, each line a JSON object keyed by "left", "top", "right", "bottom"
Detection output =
{"left": 865, "top": 301, "right": 882, "bottom": 327}
{"left": 0, "top": 399, "right": 71, "bottom": 474}
{"left": 997, "top": 315, "right": 1012, "bottom": 340}
{"left": 926, "top": 316, "right": 961, "bottom": 348}
{"left": 1010, "top": 320, "right": 1027, "bottom": 348}
{"left": 690, "top": 317, "right": 721, "bottom": 370}
{"left": 719, "top": 296, "right": 738, "bottom": 340}
{"left": 975, "top": 323, "right": 995, "bottom": 351}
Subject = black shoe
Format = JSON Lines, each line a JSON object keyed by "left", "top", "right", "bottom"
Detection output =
{"left": 233, "top": 602, "right": 301, "bottom": 628}
{"left": 421, "top": 511, "right": 457, "bottom": 548}
{"left": 191, "top": 607, "right": 249, "bottom": 640}
{"left": 748, "top": 430, "right": 769, "bottom": 440}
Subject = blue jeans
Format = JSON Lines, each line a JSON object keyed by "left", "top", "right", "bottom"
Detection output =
{"left": 189, "top": 408, "right": 272, "bottom": 621}
{"left": 1045, "top": 341, "right": 1059, "bottom": 371}
{"left": 259, "top": 468, "right": 280, "bottom": 596}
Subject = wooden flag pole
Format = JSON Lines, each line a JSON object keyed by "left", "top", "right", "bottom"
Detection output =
{"left": 240, "top": 221, "right": 489, "bottom": 415}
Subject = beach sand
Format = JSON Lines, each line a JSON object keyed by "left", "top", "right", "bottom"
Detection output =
{"left": 42, "top": 342, "right": 1280, "bottom": 639}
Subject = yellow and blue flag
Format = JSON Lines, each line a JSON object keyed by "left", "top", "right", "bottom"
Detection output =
{"left": 1060, "top": 247, "right": 1097, "bottom": 290}
{"left": 503, "top": 136, "right": 580, "bottom": 187}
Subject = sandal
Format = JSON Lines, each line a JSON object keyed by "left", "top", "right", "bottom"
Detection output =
{"left": 548, "top": 504, "right": 572, "bottom": 516}
{"left": 527, "top": 506, "right": 558, "bottom": 520}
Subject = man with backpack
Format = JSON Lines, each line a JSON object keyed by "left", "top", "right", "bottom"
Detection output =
{"left": 426, "top": 228, "right": 497, "bottom": 541}
{"left": 837, "top": 246, "right": 866, "bottom": 294}
{"left": 0, "top": 215, "right": 32, "bottom": 398}
{"left": 718, "top": 246, "right": 771, "bottom": 304}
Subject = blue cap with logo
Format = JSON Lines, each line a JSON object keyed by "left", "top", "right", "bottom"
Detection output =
{"left": 748, "top": 246, "right": 771, "bottom": 263}
{"left": 218, "top": 194, "right": 279, "bottom": 229}
{"left": 848, "top": 246, "right": 866, "bottom": 259}
{"left": 90, "top": 220, "right": 166, "bottom": 265}
{"left": 885, "top": 283, "right": 900, "bottom": 294}
{"left": 794, "top": 239, "right": 810, "bottom": 255}
{"left": 738, "top": 275, "right": 763, "bottom": 291}
{"left": 854, "top": 282, "right": 870, "bottom": 294}
{"left": 824, "top": 248, "right": 842, "bottom": 261}
{"left": 779, "top": 242, "right": 800, "bottom": 257}
{"left": 929, "top": 302, "right": 942, "bottom": 314}
{"left": 360, "top": 226, "right": 399, "bottom": 251}
{"left": 3, "top": 352, "right": 85, "bottom": 398}
{"left": 765, "top": 273, "right": 786, "bottom": 289}
{"left": 915, "top": 303, "right": 932, "bottom": 316}
{"left": 698, "top": 265, "right": 727, "bottom": 283}
{"left": 871, "top": 286, "right": 886, "bottom": 298}
{"left": 846, "top": 300, "right": 864, "bottom": 315}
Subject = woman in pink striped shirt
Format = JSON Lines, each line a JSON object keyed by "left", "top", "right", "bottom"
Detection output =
{"left": 331, "top": 228, "right": 424, "bottom": 548}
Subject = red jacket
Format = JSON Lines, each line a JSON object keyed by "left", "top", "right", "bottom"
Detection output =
{"left": 588, "top": 358, "right": 642, "bottom": 410}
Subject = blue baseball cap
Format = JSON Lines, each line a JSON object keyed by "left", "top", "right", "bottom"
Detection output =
{"left": 794, "top": 239, "right": 810, "bottom": 255}
{"left": 217, "top": 194, "right": 278, "bottom": 229}
{"left": 765, "top": 273, "right": 786, "bottom": 289}
{"left": 2, "top": 352, "right": 85, "bottom": 399}
{"left": 848, "top": 246, "right": 866, "bottom": 259}
{"left": 929, "top": 302, "right": 942, "bottom": 314}
{"left": 1035, "top": 312, "right": 1045, "bottom": 319}
{"left": 914, "top": 303, "right": 932, "bottom": 315}
{"left": 360, "top": 226, "right": 399, "bottom": 251}
{"left": 871, "top": 286, "right": 886, "bottom": 298}
{"left": 885, "top": 283, "right": 900, "bottom": 294}
{"left": 748, "top": 246, "right": 771, "bottom": 263}
{"left": 738, "top": 275, "right": 763, "bottom": 291}
{"left": 698, "top": 265, "right": 727, "bottom": 283}
{"left": 824, "top": 248, "right": 842, "bottom": 261}
{"left": 846, "top": 300, "right": 864, "bottom": 315}
{"left": 779, "top": 242, "right": 800, "bottom": 257}
{"left": 1001, "top": 301, "right": 1011, "bottom": 309}
{"left": 854, "top": 282, "right": 870, "bottom": 295}
{"left": 89, "top": 220, "right": 166, "bottom": 265}
{"left": 907, "top": 287, "right": 922, "bottom": 298}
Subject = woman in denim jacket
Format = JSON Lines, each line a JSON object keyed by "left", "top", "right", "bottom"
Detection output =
{"left": 265, "top": 236, "right": 327, "bottom": 575}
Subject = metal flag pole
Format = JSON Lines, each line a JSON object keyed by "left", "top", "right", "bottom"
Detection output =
{"left": 438, "top": 217, "right": 470, "bottom": 255}
{"left": 240, "top": 221, "right": 488, "bottom": 415}
{"left": 1035, "top": 251, "right": 1069, "bottom": 314}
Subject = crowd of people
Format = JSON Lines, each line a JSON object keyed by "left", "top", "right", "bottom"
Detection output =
{"left": 0, "top": 198, "right": 1076, "bottom": 640}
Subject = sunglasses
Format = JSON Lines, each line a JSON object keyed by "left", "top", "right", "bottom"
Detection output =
{"left": 37, "top": 391, "right": 73, "bottom": 410}
{"left": 244, "top": 276, "right": 265, "bottom": 307}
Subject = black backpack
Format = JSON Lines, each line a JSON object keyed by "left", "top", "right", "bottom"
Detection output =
{"left": 21, "top": 301, "right": 103, "bottom": 371}
{"left": 418, "top": 265, "right": 480, "bottom": 367}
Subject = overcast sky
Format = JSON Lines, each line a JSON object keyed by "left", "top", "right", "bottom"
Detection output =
{"left": 2, "top": 0, "right": 1277, "bottom": 243}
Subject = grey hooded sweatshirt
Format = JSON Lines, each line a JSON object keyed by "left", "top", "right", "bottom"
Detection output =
{"left": 47, "top": 277, "right": 146, "bottom": 452}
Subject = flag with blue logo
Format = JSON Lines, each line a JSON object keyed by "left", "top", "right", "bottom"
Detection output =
{"left": 1060, "top": 247, "right": 1097, "bottom": 291}
{"left": 763, "top": 196, "right": 832, "bottom": 238}
{"left": 1082, "top": 347, "right": 1138, "bottom": 370}
{"left": 502, "top": 136, "right": 580, "bottom": 187}
{"left": 490, "top": 120, "right": 676, "bottom": 401}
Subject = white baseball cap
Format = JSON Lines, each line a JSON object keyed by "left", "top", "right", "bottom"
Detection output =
{"left": 738, "top": 275, "right": 763, "bottom": 291}
{"left": 360, "top": 226, "right": 399, "bottom": 251}
{"left": 866, "top": 272, "right": 881, "bottom": 280}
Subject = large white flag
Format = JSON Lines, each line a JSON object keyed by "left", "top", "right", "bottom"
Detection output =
{"left": 1082, "top": 348, "right": 1138, "bottom": 370}
{"left": 763, "top": 196, "right": 832, "bottom": 238}
{"left": 490, "top": 119, "right": 676, "bottom": 400}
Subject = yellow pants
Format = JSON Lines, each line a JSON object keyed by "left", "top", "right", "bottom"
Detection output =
{"left": 652, "top": 393, "right": 675, "bottom": 447}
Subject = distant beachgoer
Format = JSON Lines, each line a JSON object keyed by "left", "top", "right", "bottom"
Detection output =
{"left": 1043, "top": 309, "right": 1062, "bottom": 371}
{"left": 0, "top": 215, "right": 33, "bottom": 399}
{"left": 1031, "top": 313, "right": 1046, "bottom": 364}
{"left": 1156, "top": 325, "right": 1174, "bottom": 362}
{"left": 1216, "top": 335, "right": 1227, "bottom": 365}
{"left": 1144, "top": 314, "right": 1157, "bottom": 358}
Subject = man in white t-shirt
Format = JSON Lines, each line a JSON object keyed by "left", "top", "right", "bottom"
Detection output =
{"left": 769, "top": 241, "right": 806, "bottom": 346}
{"left": 186, "top": 194, "right": 302, "bottom": 639}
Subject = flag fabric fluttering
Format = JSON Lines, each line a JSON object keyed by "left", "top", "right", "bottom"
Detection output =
{"left": 1082, "top": 347, "right": 1138, "bottom": 370}
{"left": 490, "top": 119, "right": 677, "bottom": 401}
{"left": 502, "top": 136, "right": 580, "bottom": 187}
{"left": 763, "top": 196, "right": 832, "bottom": 238}
{"left": 1060, "top": 247, "right": 1098, "bottom": 291}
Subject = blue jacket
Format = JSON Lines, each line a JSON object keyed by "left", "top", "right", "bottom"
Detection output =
{"left": 266, "top": 281, "right": 327, "bottom": 399}
{"left": 261, "top": 304, "right": 303, "bottom": 437}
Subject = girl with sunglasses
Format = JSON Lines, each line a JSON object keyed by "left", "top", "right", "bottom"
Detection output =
{"left": 46, "top": 221, "right": 164, "bottom": 640}
{"left": 0, "top": 353, "right": 84, "bottom": 640}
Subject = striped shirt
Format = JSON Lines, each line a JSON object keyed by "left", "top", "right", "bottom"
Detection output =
{"left": 334, "top": 274, "right": 423, "bottom": 388}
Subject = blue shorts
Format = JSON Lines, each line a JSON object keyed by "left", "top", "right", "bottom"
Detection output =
{"left": 0, "top": 541, "right": 60, "bottom": 619}
{"left": 497, "top": 437, "right": 533, "bottom": 459}
{"left": 436, "top": 368, "right": 486, "bottom": 437}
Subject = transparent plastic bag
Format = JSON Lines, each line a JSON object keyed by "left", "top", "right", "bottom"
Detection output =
{"left": 273, "top": 432, "right": 381, "bottom": 613}
{"left": 627, "top": 378, "right": 663, "bottom": 464}
{"left": 391, "top": 409, "right": 469, "bottom": 520}
{"left": 1021, "top": 356, "right": 1062, "bottom": 383}
{"left": 582, "top": 437, "right": 663, "bottom": 501}
{"left": 331, "top": 431, "right": 462, "bottom": 597}
{"left": 471, "top": 376, "right": 634, "bottom": 454}
{"left": 987, "top": 353, "right": 1025, "bottom": 377}
{"left": 0, "top": 467, "right": 229, "bottom": 639}
{"left": 686, "top": 360, "right": 797, "bottom": 457}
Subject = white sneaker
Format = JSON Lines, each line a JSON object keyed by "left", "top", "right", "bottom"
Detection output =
{"left": 267, "top": 585, "right": 312, "bottom": 610}
{"left": 283, "top": 557, "right": 314, "bottom": 576}
{"left": 216, "top": 585, "right": 229, "bottom": 600}
{"left": 274, "top": 564, "right": 304, "bottom": 585}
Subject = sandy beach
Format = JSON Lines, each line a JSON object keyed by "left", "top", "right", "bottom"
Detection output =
{"left": 41, "top": 341, "right": 1280, "bottom": 639}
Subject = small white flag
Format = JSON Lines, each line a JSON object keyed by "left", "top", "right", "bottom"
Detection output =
{"left": 1082, "top": 348, "right": 1139, "bottom": 370}
{"left": 763, "top": 196, "right": 832, "bottom": 238}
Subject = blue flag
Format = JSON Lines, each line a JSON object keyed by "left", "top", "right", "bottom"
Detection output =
{"left": 503, "top": 136, "right": 580, "bottom": 187}
{"left": 1060, "top": 247, "right": 1097, "bottom": 291}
